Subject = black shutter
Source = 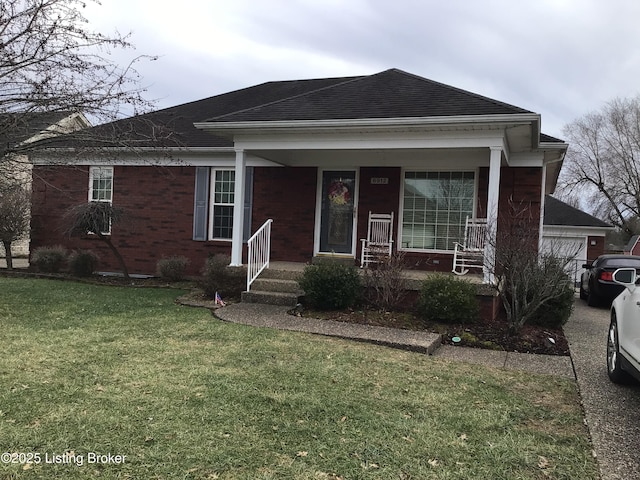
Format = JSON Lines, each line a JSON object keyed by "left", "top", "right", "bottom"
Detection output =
{"left": 193, "top": 167, "right": 210, "bottom": 241}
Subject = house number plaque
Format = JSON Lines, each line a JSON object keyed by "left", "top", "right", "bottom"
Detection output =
{"left": 370, "top": 177, "right": 389, "bottom": 185}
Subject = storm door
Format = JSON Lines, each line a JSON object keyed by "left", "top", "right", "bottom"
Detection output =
{"left": 318, "top": 170, "right": 357, "bottom": 255}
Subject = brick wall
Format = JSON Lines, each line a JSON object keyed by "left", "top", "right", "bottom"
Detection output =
{"left": 31, "top": 165, "right": 231, "bottom": 276}
{"left": 252, "top": 166, "right": 317, "bottom": 263}
{"left": 357, "top": 167, "right": 401, "bottom": 258}
{"left": 30, "top": 163, "right": 546, "bottom": 276}
{"left": 478, "top": 166, "right": 543, "bottom": 244}
{"left": 587, "top": 235, "right": 605, "bottom": 261}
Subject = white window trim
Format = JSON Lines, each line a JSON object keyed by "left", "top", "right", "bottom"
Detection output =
{"left": 88, "top": 166, "right": 114, "bottom": 203}
{"left": 208, "top": 168, "right": 235, "bottom": 242}
{"left": 88, "top": 166, "right": 114, "bottom": 235}
{"left": 397, "top": 167, "right": 479, "bottom": 254}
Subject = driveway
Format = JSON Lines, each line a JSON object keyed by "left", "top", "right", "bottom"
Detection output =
{"left": 565, "top": 299, "right": 640, "bottom": 480}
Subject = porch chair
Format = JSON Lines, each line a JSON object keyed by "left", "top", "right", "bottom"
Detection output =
{"left": 360, "top": 211, "right": 394, "bottom": 268}
{"left": 452, "top": 217, "right": 488, "bottom": 275}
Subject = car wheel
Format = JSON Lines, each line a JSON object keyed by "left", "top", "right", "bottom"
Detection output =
{"left": 579, "top": 284, "right": 588, "bottom": 300}
{"left": 607, "top": 313, "right": 632, "bottom": 384}
{"left": 587, "top": 291, "right": 600, "bottom": 307}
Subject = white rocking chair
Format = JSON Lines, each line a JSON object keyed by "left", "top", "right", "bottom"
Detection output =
{"left": 360, "top": 212, "right": 394, "bottom": 267}
{"left": 452, "top": 217, "right": 487, "bottom": 275}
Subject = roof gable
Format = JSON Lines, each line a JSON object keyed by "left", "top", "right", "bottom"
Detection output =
{"left": 543, "top": 195, "right": 611, "bottom": 228}
{"left": 207, "top": 69, "right": 532, "bottom": 123}
{"left": 0, "top": 111, "right": 84, "bottom": 147}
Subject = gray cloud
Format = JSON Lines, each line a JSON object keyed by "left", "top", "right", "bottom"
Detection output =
{"left": 85, "top": 0, "right": 640, "bottom": 138}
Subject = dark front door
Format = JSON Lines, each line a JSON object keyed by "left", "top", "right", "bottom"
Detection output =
{"left": 319, "top": 170, "right": 356, "bottom": 254}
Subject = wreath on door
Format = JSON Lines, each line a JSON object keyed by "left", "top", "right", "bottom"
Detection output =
{"left": 328, "top": 180, "right": 350, "bottom": 205}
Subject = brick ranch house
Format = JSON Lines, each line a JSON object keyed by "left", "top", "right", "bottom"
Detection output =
{"left": 31, "top": 69, "right": 569, "bottom": 285}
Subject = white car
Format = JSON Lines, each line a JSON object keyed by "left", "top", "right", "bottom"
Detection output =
{"left": 608, "top": 268, "right": 640, "bottom": 384}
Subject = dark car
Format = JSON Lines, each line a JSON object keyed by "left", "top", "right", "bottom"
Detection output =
{"left": 580, "top": 254, "right": 640, "bottom": 306}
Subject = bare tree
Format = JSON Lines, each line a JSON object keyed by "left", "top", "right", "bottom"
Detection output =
{"left": 558, "top": 96, "right": 640, "bottom": 235}
{"left": 0, "top": 0, "right": 159, "bottom": 180}
{"left": 64, "top": 201, "right": 129, "bottom": 279}
{"left": 487, "top": 201, "right": 577, "bottom": 334}
{"left": 0, "top": 183, "right": 30, "bottom": 269}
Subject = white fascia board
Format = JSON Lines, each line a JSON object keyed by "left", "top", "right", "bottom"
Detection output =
{"left": 543, "top": 225, "right": 613, "bottom": 237}
{"left": 232, "top": 129, "right": 509, "bottom": 151}
{"left": 194, "top": 113, "right": 540, "bottom": 133}
{"left": 508, "top": 151, "right": 546, "bottom": 166}
{"left": 540, "top": 142, "right": 569, "bottom": 164}
{"left": 31, "top": 147, "right": 280, "bottom": 167}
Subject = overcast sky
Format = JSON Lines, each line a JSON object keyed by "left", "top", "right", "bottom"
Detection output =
{"left": 84, "top": 0, "right": 640, "bottom": 139}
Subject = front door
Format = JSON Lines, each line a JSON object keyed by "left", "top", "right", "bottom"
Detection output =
{"left": 318, "top": 170, "right": 357, "bottom": 255}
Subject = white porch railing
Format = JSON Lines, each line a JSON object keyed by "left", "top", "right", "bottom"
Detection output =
{"left": 247, "top": 219, "right": 273, "bottom": 291}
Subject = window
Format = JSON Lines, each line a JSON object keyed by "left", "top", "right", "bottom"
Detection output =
{"left": 88, "top": 166, "right": 113, "bottom": 234}
{"left": 89, "top": 166, "right": 113, "bottom": 202}
{"left": 401, "top": 171, "right": 475, "bottom": 251}
{"left": 210, "top": 169, "right": 235, "bottom": 240}
{"left": 192, "top": 167, "right": 253, "bottom": 242}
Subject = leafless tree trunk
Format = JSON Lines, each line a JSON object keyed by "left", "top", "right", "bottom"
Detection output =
{"left": 64, "top": 201, "right": 130, "bottom": 280}
{"left": 558, "top": 96, "right": 640, "bottom": 235}
{"left": 0, "top": 183, "right": 31, "bottom": 269}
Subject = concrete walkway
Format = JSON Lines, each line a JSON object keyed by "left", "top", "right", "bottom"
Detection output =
{"left": 215, "top": 303, "right": 442, "bottom": 354}
{"left": 214, "top": 302, "right": 575, "bottom": 378}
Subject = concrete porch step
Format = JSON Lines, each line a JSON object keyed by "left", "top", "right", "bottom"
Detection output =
{"left": 258, "top": 264, "right": 305, "bottom": 281}
{"left": 250, "top": 277, "right": 303, "bottom": 294}
{"left": 241, "top": 290, "right": 302, "bottom": 307}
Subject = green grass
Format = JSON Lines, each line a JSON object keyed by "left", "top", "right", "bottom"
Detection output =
{"left": 0, "top": 277, "right": 598, "bottom": 479}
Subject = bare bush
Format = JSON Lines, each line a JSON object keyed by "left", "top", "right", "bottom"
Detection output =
{"left": 362, "top": 252, "right": 409, "bottom": 311}
{"left": 487, "top": 201, "right": 578, "bottom": 334}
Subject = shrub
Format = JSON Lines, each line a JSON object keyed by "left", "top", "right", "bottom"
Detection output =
{"left": 68, "top": 250, "right": 100, "bottom": 277}
{"left": 498, "top": 250, "right": 576, "bottom": 333}
{"left": 528, "top": 277, "right": 575, "bottom": 329}
{"left": 299, "top": 261, "right": 362, "bottom": 310}
{"left": 199, "top": 255, "right": 246, "bottom": 300}
{"left": 362, "top": 252, "right": 408, "bottom": 311}
{"left": 157, "top": 256, "right": 190, "bottom": 282}
{"left": 31, "top": 246, "right": 68, "bottom": 273}
{"left": 417, "top": 274, "right": 480, "bottom": 324}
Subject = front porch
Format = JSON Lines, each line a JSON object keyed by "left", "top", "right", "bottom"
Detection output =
{"left": 241, "top": 260, "right": 501, "bottom": 321}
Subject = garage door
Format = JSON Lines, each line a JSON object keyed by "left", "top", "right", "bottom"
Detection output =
{"left": 541, "top": 236, "right": 587, "bottom": 285}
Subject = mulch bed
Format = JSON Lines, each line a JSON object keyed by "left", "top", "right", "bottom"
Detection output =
{"left": 297, "top": 308, "right": 570, "bottom": 356}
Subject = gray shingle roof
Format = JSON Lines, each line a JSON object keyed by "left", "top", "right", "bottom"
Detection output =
{"left": 207, "top": 69, "right": 532, "bottom": 123}
{"left": 544, "top": 195, "right": 611, "bottom": 228}
{"left": 49, "top": 69, "right": 562, "bottom": 148}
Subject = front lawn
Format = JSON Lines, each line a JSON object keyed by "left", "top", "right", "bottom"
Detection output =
{"left": 0, "top": 278, "right": 598, "bottom": 479}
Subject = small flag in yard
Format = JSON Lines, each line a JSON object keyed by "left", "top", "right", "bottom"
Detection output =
{"left": 215, "top": 292, "right": 226, "bottom": 307}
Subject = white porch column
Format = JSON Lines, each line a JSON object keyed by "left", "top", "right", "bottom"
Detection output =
{"left": 230, "top": 148, "right": 246, "bottom": 266}
{"left": 484, "top": 147, "right": 502, "bottom": 284}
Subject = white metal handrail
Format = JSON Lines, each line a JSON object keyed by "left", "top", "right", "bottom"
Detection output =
{"left": 247, "top": 219, "right": 273, "bottom": 291}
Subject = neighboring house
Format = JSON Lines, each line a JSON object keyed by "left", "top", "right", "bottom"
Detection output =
{"left": 30, "top": 69, "right": 568, "bottom": 283}
{"left": 623, "top": 235, "right": 640, "bottom": 256}
{"left": 1, "top": 112, "right": 90, "bottom": 257}
{"left": 541, "top": 195, "right": 613, "bottom": 283}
